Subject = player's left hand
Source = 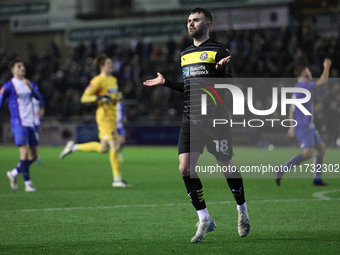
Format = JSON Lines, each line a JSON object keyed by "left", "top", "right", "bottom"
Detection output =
{"left": 24, "top": 79, "right": 33, "bottom": 90}
{"left": 216, "top": 56, "right": 231, "bottom": 70}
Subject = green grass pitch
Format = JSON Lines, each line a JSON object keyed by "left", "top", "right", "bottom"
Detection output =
{"left": 0, "top": 146, "right": 339, "bottom": 254}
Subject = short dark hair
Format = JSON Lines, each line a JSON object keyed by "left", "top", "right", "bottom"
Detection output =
{"left": 294, "top": 65, "right": 307, "bottom": 77}
{"left": 9, "top": 58, "right": 24, "bottom": 70}
{"left": 191, "top": 7, "right": 212, "bottom": 22}
{"left": 93, "top": 54, "right": 108, "bottom": 73}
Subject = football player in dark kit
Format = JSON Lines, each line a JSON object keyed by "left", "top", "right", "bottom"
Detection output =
{"left": 143, "top": 7, "right": 250, "bottom": 243}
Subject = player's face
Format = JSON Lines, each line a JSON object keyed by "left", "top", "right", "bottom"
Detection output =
{"left": 101, "top": 58, "right": 113, "bottom": 74}
{"left": 11, "top": 62, "right": 26, "bottom": 78}
{"left": 187, "top": 12, "right": 210, "bottom": 38}
{"left": 303, "top": 68, "right": 312, "bottom": 79}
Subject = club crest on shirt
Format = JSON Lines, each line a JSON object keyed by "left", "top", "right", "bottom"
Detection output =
{"left": 200, "top": 52, "right": 208, "bottom": 60}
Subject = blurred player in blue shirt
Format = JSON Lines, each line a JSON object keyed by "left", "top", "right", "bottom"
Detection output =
{"left": 0, "top": 58, "right": 43, "bottom": 192}
{"left": 276, "top": 58, "right": 332, "bottom": 186}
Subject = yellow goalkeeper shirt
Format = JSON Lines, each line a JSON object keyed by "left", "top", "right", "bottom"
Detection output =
{"left": 81, "top": 73, "right": 119, "bottom": 122}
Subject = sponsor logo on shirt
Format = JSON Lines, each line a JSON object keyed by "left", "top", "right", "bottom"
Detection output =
{"left": 17, "top": 93, "right": 31, "bottom": 99}
{"left": 108, "top": 88, "right": 118, "bottom": 94}
{"left": 182, "top": 65, "right": 209, "bottom": 78}
{"left": 183, "top": 67, "right": 189, "bottom": 77}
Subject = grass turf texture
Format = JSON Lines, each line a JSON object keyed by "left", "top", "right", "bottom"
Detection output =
{"left": 0, "top": 146, "right": 339, "bottom": 255}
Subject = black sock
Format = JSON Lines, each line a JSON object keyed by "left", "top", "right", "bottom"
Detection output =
{"left": 226, "top": 170, "right": 246, "bottom": 205}
{"left": 183, "top": 176, "right": 206, "bottom": 210}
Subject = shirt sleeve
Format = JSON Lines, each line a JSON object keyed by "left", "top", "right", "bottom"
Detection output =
{"left": 85, "top": 77, "right": 101, "bottom": 95}
{"left": 81, "top": 77, "right": 101, "bottom": 103}
{"left": 299, "top": 81, "right": 317, "bottom": 91}
{"left": 215, "top": 44, "right": 230, "bottom": 61}
{"left": 163, "top": 79, "right": 185, "bottom": 92}
{"left": 215, "top": 44, "right": 233, "bottom": 78}
{"left": 310, "top": 81, "right": 317, "bottom": 90}
{"left": 31, "top": 82, "right": 44, "bottom": 105}
{"left": 0, "top": 83, "right": 11, "bottom": 109}
{"left": 39, "top": 96, "right": 46, "bottom": 107}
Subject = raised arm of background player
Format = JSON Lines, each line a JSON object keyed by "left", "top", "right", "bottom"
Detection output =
{"left": 143, "top": 56, "right": 232, "bottom": 90}
{"left": 287, "top": 58, "right": 332, "bottom": 138}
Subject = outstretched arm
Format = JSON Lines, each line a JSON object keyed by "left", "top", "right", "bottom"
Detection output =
{"left": 143, "top": 72, "right": 184, "bottom": 92}
{"left": 316, "top": 58, "right": 332, "bottom": 87}
{"left": 81, "top": 91, "right": 112, "bottom": 104}
{"left": 143, "top": 72, "right": 165, "bottom": 86}
{"left": 80, "top": 79, "right": 112, "bottom": 104}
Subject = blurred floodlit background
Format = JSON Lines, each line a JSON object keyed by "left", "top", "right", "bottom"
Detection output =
{"left": 0, "top": 0, "right": 339, "bottom": 148}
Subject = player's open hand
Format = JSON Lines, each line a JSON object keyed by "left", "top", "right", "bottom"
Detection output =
{"left": 323, "top": 58, "right": 332, "bottom": 69}
{"left": 216, "top": 56, "right": 231, "bottom": 70}
{"left": 24, "top": 79, "right": 33, "bottom": 90}
{"left": 143, "top": 72, "right": 165, "bottom": 86}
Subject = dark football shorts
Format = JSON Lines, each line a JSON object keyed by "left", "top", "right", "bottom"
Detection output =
{"left": 178, "top": 122, "right": 233, "bottom": 161}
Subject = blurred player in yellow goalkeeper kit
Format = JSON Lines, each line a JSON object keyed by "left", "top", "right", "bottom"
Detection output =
{"left": 59, "top": 54, "right": 131, "bottom": 187}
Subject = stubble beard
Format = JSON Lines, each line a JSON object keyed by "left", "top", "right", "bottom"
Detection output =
{"left": 188, "top": 27, "right": 204, "bottom": 39}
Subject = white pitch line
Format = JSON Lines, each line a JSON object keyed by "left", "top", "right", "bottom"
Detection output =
{"left": 0, "top": 197, "right": 339, "bottom": 214}
{"left": 312, "top": 189, "right": 340, "bottom": 200}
